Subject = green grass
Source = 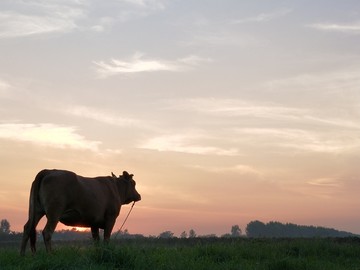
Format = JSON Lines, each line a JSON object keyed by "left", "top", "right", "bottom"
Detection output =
{"left": 1, "top": 238, "right": 360, "bottom": 270}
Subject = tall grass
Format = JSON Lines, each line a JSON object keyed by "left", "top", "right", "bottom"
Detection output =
{"left": 1, "top": 238, "right": 360, "bottom": 270}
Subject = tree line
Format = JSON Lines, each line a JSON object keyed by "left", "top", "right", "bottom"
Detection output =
{"left": 0, "top": 218, "right": 357, "bottom": 242}
{"left": 245, "top": 220, "right": 357, "bottom": 238}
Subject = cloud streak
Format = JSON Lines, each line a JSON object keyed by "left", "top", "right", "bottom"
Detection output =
{"left": 189, "top": 164, "right": 262, "bottom": 177}
{"left": 0, "top": 123, "right": 101, "bottom": 151}
{"left": 0, "top": 1, "right": 85, "bottom": 38}
{"left": 161, "top": 97, "right": 360, "bottom": 154}
{"left": 165, "top": 98, "right": 308, "bottom": 121}
{"left": 233, "top": 8, "right": 292, "bottom": 24}
{"left": 0, "top": 79, "right": 10, "bottom": 96}
{"left": 164, "top": 96, "right": 359, "bottom": 125}
{"left": 0, "top": 12, "right": 78, "bottom": 38}
{"left": 236, "top": 128, "right": 360, "bottom": 154}
{"left": 307, "top": 178, "right": 342, "bottom": 188}
{"left": 139, "top": 133, "right": 238, "bottom": 156}
{"left": 66, "top": 105, "right": 143, "bottom": 127}
{"left": 0, "top": 0, "right": 167, "bottom": 38}
{"left": 266, "top": 69, "right": 360, "bottom": 93}
{"left": 93, "top": 53, "right": 211, "bottom": 77}
{"left": 309, "top": 22, "right": 360, "bottom": 34}
{"left": 121, "top": 0, "right": 165, "bottom": 10}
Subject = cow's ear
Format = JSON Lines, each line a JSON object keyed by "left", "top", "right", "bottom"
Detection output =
{"left": 123, "top": 171, "right": 129, "bottom": 178}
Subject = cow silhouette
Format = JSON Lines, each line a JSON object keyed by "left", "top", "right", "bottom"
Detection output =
{"left": 20, "top": 169, "right": 141, "bottom": 255}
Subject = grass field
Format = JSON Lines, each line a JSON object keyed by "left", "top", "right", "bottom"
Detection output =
{"left": 1, "top": 237, "right": 360, "bottom": 269}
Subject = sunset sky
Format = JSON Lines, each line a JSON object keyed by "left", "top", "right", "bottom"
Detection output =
{"left": 1, "top": 0, "right": 360, "bottom": 236}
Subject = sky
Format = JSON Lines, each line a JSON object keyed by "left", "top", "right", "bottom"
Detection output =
{"left": 1, "top": 0, "right": 360, "bottom": 237}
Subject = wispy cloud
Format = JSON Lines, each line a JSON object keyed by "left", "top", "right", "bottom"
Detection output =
{"left": 0, "top": 123, "right": 101, "bottom": 151}
{"left": 177, "top": 55, "right": 212, "bottom": 66}
{"left": 93, "top": 53, "right": 211, "bottom": 78}
{"left": 236, "top": 128, "right": 360, "bottom": 154}
{"left": 93, "top": 53, "right": 178, "bottom": 76}
{"left": 0, "top": 79, "right": 10, "bottom": 96}
{"left": 0, "top": 1, "right": 85, "bottom": 38}
{"left": 90, "top": 17, "right": 115, "bottom": 32}
{"left": 189, "top": 164, "right": 262, "bottom": 177}
{"left": 139, "top": 133, "right": 238, "bottom": 156}
{"left": 233, "top": 8, "right": 292, "bottom": 24}
{"left": 0, "top": 12, "right": 79, "bottom": 38}
{"left": 309, "top": 22, "right": 360, "bottom": 34}
{"left": 101, "top": 0, "right": 166, "bottom": 23}
{"left": 307, "top": 178, "right": 342, "bottom": 188}
{"left": 265, "top": 69, "right": 360, "bottom": 94}
{"left": 120, "top": 0, "right": 165, "bottom": 10}
{"left": 162, "top": 97, "right": 360, "bottom": 154}
{"left": 66, "top": 105, "right": 143, "bottom": 127}
{"left": 165, "top": 98, "right": 307, "bottom": 120}
{"left": 0, "top": 0, "right": 168, "bottom": 37}
{"left": 183, "top": 32, "right": 263, "bottom": 48}
{"left": 264, "top": 69, "right": 360, "bottom": 123}
{"left": 293, "top": 177, "right": 345, "bottom": 199}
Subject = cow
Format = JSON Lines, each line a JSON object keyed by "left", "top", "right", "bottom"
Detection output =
{"left": 20, "top": 169, "right": 141, "bottom": 256}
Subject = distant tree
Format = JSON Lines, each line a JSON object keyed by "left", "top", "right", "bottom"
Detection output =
{"left": 246, "top": 220, "right": 266, "bottom": 237}
{"left": 158, "top": 231, "right": 174, "bottom": 239}
{"left": 180, "top": 231, "right": 188, "bottom": 238}
{"left": 111, "top": 228, "right": 130, "bottom": 239}
{"left": 111, "top": 229, "right": 145, "bottom": 239}
{"left": 189, "top": 229, "right": 196, "bottom": 238}
{"left": 0, "top": 219, "right": 10, "bottom": 234}
{"left": 266, "top": 221, "right": 283, "bottom": 237}
{"left": 201, "top": 234, "right": 217, "bottom": 238}
{"left": 231, "top": 225, "right": 241, "bottom": 237}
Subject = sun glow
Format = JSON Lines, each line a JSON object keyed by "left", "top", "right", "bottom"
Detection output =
{"left": 72, "top": 227, "right": 90, "bottom": 232}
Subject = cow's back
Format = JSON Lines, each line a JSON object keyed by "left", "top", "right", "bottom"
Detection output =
{"left": 39, "top": 170, "right": 80, "bottom": 207}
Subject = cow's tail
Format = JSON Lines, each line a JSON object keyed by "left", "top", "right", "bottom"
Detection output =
{"left": 20, "top": 170, "right": 48, "bottom": 255}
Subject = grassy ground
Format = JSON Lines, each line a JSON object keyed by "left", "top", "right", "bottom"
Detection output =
{"left": 1, "top": 237, "right": 360, "bottom": 270}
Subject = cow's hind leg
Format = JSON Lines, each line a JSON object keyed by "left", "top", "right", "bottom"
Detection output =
{"left": 91, "top": 227, "right": 100, "bottom": 242}
{"left": 20, "top": 220, "right": 32, "bottom": 256}
{"left": 20, "top": 210, "right": 44, "bottom": 256}
{"left": 30, "top": 211, "right": 45, "bottom": 254}
{"left": 42, "top": 217, "right": 59, "bottom": 253}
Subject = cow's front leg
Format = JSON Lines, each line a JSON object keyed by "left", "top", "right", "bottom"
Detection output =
{"left": 103, "top": 218, "right": 116, "bottom": 242}
{"left": 91, "top": 227, "right": 100, "bottom": 242}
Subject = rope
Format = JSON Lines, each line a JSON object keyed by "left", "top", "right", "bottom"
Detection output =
{"left": 114, "top": 201, "right": 135, "bottom": 239}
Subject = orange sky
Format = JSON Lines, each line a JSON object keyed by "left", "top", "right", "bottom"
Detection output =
{"left": 2, "top": 141, "right": 359, "bottom": 236}
{"left": 1, "top": 0, "right": 360, "bottom": 236}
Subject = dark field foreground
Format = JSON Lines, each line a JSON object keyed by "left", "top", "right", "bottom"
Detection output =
{"left": 1, "top": 237, "right": 360, "bottom": 270}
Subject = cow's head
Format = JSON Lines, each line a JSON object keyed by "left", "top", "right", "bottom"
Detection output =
{"left": 113, "top": 171, "right": 141, "bottom": 204}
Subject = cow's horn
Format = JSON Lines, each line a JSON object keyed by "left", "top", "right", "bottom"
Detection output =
{"left": 111, "top": 172, "right": 116, "bottom": 178}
